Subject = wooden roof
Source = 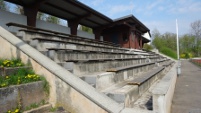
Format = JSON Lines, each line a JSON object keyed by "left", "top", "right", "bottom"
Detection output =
{"left": 4, "top": 0, "right": 150, "bottom": 35}
{"left": 4, "top": 0, "right": 113, "bottom": 28}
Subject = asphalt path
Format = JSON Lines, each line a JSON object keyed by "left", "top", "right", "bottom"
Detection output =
{"left": 171, "top": 60, "right": 201, "bottom": 113}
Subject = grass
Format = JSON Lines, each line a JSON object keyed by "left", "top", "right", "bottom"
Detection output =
{"left": 160, "top": 47, "right": 177, "bottom": 59}
{"left": 6, "top": 108, "right": 21, "bottom": 113}
{"left": 0, "top": 59, "right": 49, "bottom": 113}
{"left": 41, "top": 77, "right": 50, "bottom": 96}
{"left": 0, "top": 59, "right": 24, "bottom": 67}
{"left": 49, "top": 107, "right": 57, "bottom": 112}
{"left": 0, "top": 68, "right": 41, "bottom": 88}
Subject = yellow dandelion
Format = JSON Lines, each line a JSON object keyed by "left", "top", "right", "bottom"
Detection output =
{"left": 15, "top": 108, "right": 19, "bottom": 113}
{"left": 28, "top": 74, "right": 31, "bottom": 78}
{"left": 6, "top": 76, "right": 9, "bottom": 79}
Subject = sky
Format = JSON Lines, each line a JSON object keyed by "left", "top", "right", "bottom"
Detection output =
{"left": 78, "top": 0, "right": 201, "bottom": 35}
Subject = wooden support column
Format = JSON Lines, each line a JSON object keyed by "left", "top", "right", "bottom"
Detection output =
{"left": 24, "top": 5, "right": 39, "bottom": 27}
{"left": 68, "top": 14, "right": 91, "bottom": 35}
{"left": 93, "top": 28, "right": 102, "bottom": 40}
{"left": 23, "top": 0, "right": 47, "bottom": 27}
{"left": 129, "top": 30, "right": 132, "bottom": 48}
{"left": 135, "top": 33, "right": 138, "bottom": 49}
{"left": 142, "top": 42, "right": 145, "bottom": 48}
{"left": 68, "top": 20, "right": 79, "bottom": 35}
{"left": 140, "top": 36, "right": 143, "bottom": 49}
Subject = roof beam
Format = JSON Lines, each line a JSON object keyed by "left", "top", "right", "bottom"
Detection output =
{"left": 45, "top": 2, "right": 78, "bottom": 17}
{"left": 84, "top": 18, "right": 103, "bottom": 27}
{"left": 69, "top": 13, "right": 91, "bottom": 21}
{"left": 66, "top": 0, "right": 112, "bottom": 22}
{"left": 45, "top": 2, "right": 102, "bottom": 28}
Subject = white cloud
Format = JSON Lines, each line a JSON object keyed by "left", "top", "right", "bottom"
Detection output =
{"left": 158, "top": 6, "right": 165, "bottom": 11}
{"left": 168, "top": 0, "right": 201, "bottom": 14}
{"left": 147, "top": 0, "right": 163, "bottom": 10}
{"left": 91, "top": 0, "right": 105, "bottom": 6}
{"left": 106, "top": 4, "right": 135, "bottom": 18}
{"left": 144, "top": 19, "right": 192, "bottom": 35}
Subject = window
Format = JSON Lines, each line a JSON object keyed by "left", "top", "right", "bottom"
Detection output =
{"left": 123, "top": 33, "right": 128, "bottom": 42}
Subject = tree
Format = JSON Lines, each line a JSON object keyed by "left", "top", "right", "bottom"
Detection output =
{"left": 80, "top": 25, "right": 93, "bottom": 34}
{"left": 46, "top": 15, "right": 60, "bottom": 24}
{"left": 143, "top": 43, "right": 153, "bottom": 51}
{"left": 0, "top": 0, "right": 9, "bottom": 11}
{"left": 15, "top": 5, "right": 24, "bottom": 14}
{"left": 162, "top": 32, "right": 177, "bottom": 51}
{"left": 151, "top": 29, "right": 162, "bottom": 48}
{"left": 191, "top": 20, "right": 201, "bottom": 56}
{"left": 13, "top": 4, "right": 60, "bottom": 24}
{"left": 151, "top": 29, "right": 177, "bottom": 59}
{"left": 191, "top": 20, "right": 201, "bottom": 38}
{"left": 37, "top": 12, "right": 46, "bottom": 21}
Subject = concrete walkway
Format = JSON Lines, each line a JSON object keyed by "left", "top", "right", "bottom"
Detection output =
{"left": 171, "top": 60, "right": 201, "bottom": 113}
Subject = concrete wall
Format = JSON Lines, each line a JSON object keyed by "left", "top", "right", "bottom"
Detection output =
{"left": 0, "top": 9, "right": 95, "bottom": 39}
{"left": 152, "top": 63, "right": 177, "bottom": 113}
{"left": 0, "top": 27, "right": 123, "bottom": 113}
{"left": 0, "top": 81, "right": 47, "bottom": 113}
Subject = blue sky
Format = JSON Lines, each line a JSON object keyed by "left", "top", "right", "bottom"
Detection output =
{"left": 78, "top": 0, "right": 201, "bottom": 35}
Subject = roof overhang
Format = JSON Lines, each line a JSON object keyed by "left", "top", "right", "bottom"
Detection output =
{"left": 142, "top": 32, "right": 151, "bottom": 41}
{"left": 4, "top": 0, "right": 113, "bottom": 29}
{"left": 113, "top": 15, "right": 150, "bottom": 34}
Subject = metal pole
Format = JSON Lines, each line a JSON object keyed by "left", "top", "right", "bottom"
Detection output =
{"left": 176, "top": 19, "right": 181, "bottom": 75}
{"left": 176, "top": 19, "right": 179, "bottom": 60}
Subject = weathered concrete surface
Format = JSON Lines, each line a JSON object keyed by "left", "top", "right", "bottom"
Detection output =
{"left": 0, "top": 66, "right": 31, "bottom": 76}
{"left": 0, "top": 27, "right": 123, "bottom": 113}
{"left": 120, "top": 108, "right": 153, "bottom": 113}
{"left": 152, "top": 63, "right": 177, "bottom": 113}
{"left": 24, "top": 104, "right": 52, "bottom": 113}
{"left": 171, "top": 60, "right": 201, "bottom": 113}
{"left": 0, "top": 81, "right": 47, "bottom": 112}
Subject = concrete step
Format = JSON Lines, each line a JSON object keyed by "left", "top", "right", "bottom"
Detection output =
{"left": 102, "top": 82, "right": 139, "bottom": 107}
{"left": 29, "top": 37, "right": 127, "bottom": 53}
{"left": 102, "top": 86, "right": 137, "bottom": 107}
{"left": 18, "top": 29, "right": 121, "bottom": 49}
{"left": 48, "top": 49, "right": 138, "bottom": 60}
{"left": 58, "top": 58, "right": 168, "bottom": 76}
{"left": 101, "top": 66, "right": 165, "bottom": 107}
{"left": 47, "top": 48, "right": 160, "bottom": 62}
{"left": 79, "top": 63, "right": 158, "bottom": 91}
{"left": 57, "top": 59, "right": 142, "bottom": 75}
{"left": 79, "top": 72, "right": 116, "bottom": 91}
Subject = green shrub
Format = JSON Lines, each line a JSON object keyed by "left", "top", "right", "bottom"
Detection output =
{"left": 0, "top": 59, "right": 24, "bottom": 67}
{"left": 143, "top": 43, "right": 153, "bottom": 51}
{"left": 0, "top": 69, "right": 41, "bottom": 88}
{"left": 180, "top": 52, "right": 193, "bottom": 59}
{"left": 159, "top": 47, "right": 177, "bottom": 59}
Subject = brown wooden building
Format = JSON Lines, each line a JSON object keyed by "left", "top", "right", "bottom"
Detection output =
{"left": 102, "top": 15, "right": 150, "bottom": 49}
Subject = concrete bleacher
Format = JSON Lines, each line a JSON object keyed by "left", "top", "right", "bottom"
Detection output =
{"left": 2, "top": 23, "right": 177, "bottom": 112}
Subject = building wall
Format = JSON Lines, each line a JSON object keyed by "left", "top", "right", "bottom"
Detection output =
{"left": 102, "top": 26, "right": 144, "bottom": 49}
{"left": 0, "top": 9, "right": 95, "bottom": 39}
{"left": 135, "top": 34, "right": 140, "bottom": 49}
{"left": 103, "top": 26, "right": 131, "bottom": 48}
